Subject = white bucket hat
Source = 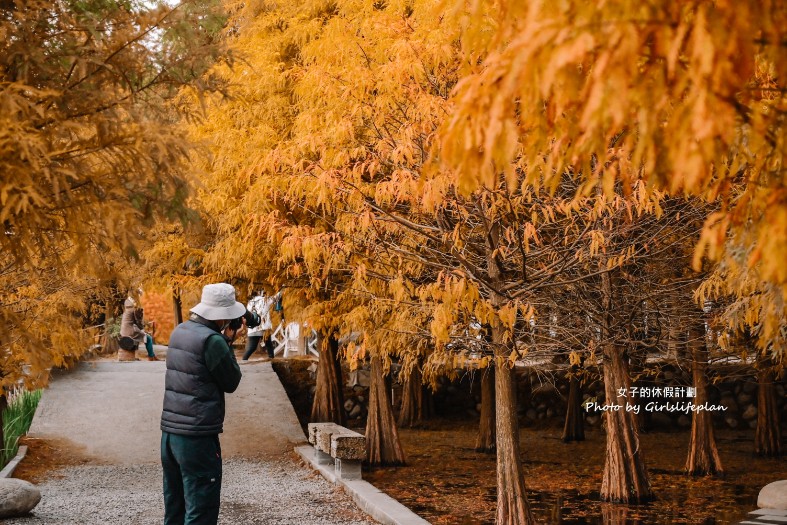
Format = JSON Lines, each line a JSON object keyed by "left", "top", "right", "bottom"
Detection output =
{"left": 190, "top": 283, "right": 246, "bottom": 321}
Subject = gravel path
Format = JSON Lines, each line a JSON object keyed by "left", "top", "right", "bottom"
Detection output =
{"left": 11, "top": 354, "right": 378, "bottom": 524}
{"left": 6, "top": 459, "right": 375, "bottom": 524}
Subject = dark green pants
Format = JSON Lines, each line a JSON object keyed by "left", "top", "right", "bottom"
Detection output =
{"left": 161, "top": 432, "right": 222, "bottom": 525}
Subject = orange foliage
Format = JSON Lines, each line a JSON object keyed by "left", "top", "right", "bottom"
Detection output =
{"left": 140, "top": 292, "right": 176, "bottom": 346}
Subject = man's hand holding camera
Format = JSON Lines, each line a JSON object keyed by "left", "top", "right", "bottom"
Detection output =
{"left": 223, "top": 308, "right": 262, "bottom": 343}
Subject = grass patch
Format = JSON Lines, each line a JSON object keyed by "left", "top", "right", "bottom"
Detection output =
{"left": 2, "top": 389, "right": 42, "bottom": 468}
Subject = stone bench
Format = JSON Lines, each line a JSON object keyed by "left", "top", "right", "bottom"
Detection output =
{"left": 307, "top": 422, "right": 366, "bottom": 480}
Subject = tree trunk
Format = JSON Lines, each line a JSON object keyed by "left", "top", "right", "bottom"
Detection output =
{"left": 636, "top": 379, "right": 652, "bottom": 433}
{"left": 102, "top": 335, "right": 119, "bottom": 355}
{"left": 685, "top": 322, "right": 723, "bottom": 476}
{"left": 422, "top": 382, "right": 435, "bottom": 420}
{"left": 103, "top": 301, "right": 116, "bottom": 353}
{"left": 475, "top": 368, "right": 496, "bottom": 452}
{"left": 398, "top": 369, "right": 419, "bottom": 428}
{"left": 494, "top": 326, "right": 534, "bottom": 524}
{"left": 600, "top": 345, "right": 652, "bottom": 502}
{"left": 172, "top": 288, "right": 183, "bottom": 326}
{"left": 366, "top": 356, "right": 406, "bottom": 466}
{"left": 100, "top": 301, "right": 119, "bottom": 355}
{"left": 755, "top": 358, "right": 782, "bottom": 457}
{"left": 562, "top": 367, "right": 585, "bottom": 442}
{"left": 599, "top": 268, "right": 652, "bottom": 503}
{"left": 310, "top": 333, "right": 345, "bottom": 425}
{"left": 398, "top": 366, "right": 433, "bottom": 428}
{"left": 482, "top": 215, "right": 533, "bottom": 524}
{"left": 667, "top": 318, "right": 679, "bottom": 360}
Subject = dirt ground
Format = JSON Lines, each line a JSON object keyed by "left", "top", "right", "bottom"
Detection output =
{"left": 13, "top": 436, "right": 98, "bottom": 483}
{"left": 364, "top": 421, "right": 785, "bottom": 525}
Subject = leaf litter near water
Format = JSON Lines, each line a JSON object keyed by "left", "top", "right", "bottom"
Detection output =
{"left": 366, "top": 421, "right": 785, "bottom": 525}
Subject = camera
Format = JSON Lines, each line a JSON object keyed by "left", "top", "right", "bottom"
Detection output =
{"left": 228, "top": 309, "right": 261, "bottom": 331}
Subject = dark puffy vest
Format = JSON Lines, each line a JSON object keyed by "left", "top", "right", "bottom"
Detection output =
{"left": 161, "top": 320, "right": 225, "bottom": 436}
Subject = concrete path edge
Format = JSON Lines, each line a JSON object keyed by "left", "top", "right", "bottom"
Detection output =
{"left": 295, "top": 445, "right": 431, "bottom": 525}
{"left": 0, "top": 446, "right": 29, "bottom": 478}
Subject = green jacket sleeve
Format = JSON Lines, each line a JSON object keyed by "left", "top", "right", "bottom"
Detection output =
{"left": 204, "top": 334, "right": 242, "bottom": 393}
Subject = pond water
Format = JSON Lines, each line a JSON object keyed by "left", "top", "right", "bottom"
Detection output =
{"left": 366, "top": 423, "right": 784, "bottom": 524}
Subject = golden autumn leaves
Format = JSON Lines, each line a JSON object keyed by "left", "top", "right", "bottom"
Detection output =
{"left": 2, "top": 0, "right": 783, "bottom": 521}
{"left": 0, "top": 0, "right": 227, "bottom": 389}
{"left": 441, "top": 0, "right": 787, "bottom": 343}
{"left": 167, "top": 0, "right": 786, "bottom": 373}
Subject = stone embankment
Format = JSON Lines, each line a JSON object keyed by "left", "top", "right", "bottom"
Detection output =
{"left": 275, "top": 359, "right": 787, "bottom": 433}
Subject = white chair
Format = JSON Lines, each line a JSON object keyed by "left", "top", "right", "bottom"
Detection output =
{"left": 306, "top": 329, "right": 319, "bottom": 357}
{"left": 272, "top": 321, "right": 319, "bottom": 359}
{"left": 271, "top": 321, "right": 286, "bottom": 357}
{"left": 283, "top": 322, "right": 304, "bottom": 358}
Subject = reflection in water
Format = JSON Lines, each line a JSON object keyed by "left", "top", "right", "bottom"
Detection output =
{"left": 536, "top": 491, "right": 750, "bottom": 524}
{"left": 366, "top": 426, "right": 778, "bottom": 525}
{"left": 600, "top": 504, "right": 633, "bottom": 525}
{"left": 409, "top": 489, "right": 751, "bottom": 525}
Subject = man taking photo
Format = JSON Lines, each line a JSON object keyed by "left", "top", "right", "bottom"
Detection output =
{"left": 160, "top": 283, "right": 245, "bottom": 525}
